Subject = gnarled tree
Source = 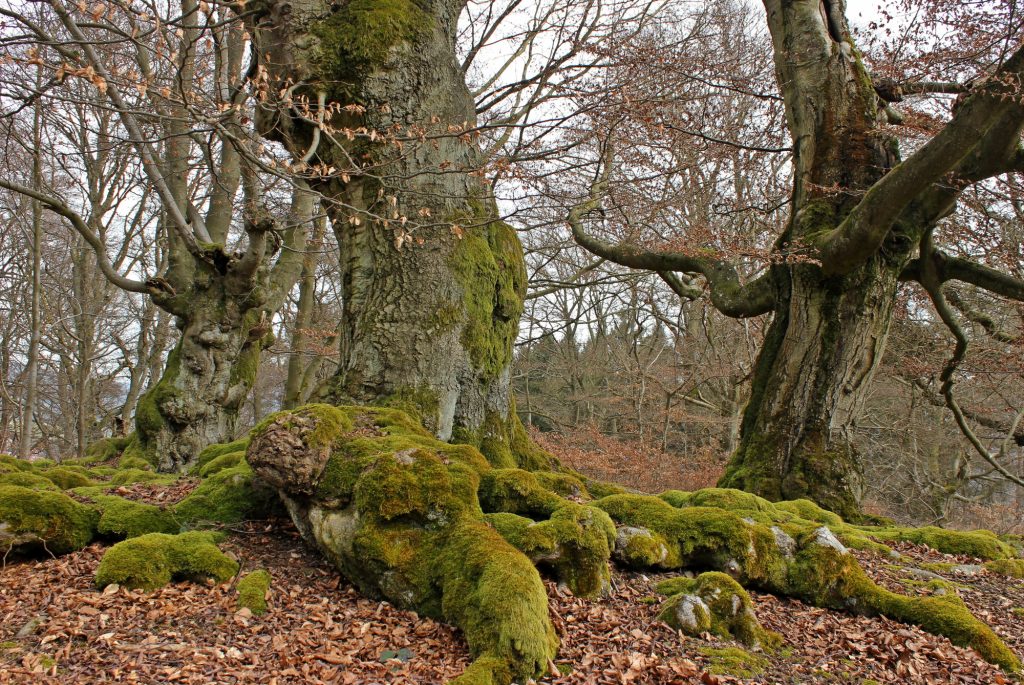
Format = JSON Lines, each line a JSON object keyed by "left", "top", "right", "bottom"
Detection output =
{"left": 570, "top": 0, "right": 1024, "bottom": 519}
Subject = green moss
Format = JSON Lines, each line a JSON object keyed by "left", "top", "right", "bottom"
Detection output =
{"left": 787, "top": 544, "right": 1020, "bottom": 672}
{"left": 1013, "top": 608, "right": 1024, "bottom": 618}
{"left": 93, "top": 496, "right": 179, "bottom": 538}
{"left": 0, "top": 471, "right": 60, "bottom": 490}
{"left": 776, "top": 499, "right": 843, "bottom": 526}
{"left": 109, "top": 468, "right": 170, "bottom": 487}
{"left": 237, "top": 569, "right": 272, "bottom": 615}
{"left": 374, "top": 386, "right": 441, "bottom": 432}
{"left": 0, "top": 485, "right": 98, "bottom": 555}
{"left": 533, "top": 472, "right": 589, "bottom": 499}
{"left": 198, "top": 451, "right": 244, "bottom": 477}
{"left": 0, "top": 454, "right": 33, "bottom": 472}
{"left": 354, "top": 449, "right": 468, "bottom": 524}
{"left": 478, "top": 469, "right": 565, "bottom": 518}
{"left": 656, "top": 572, "right": 780, "bottom": 649}
{"left": 698, "top": 646, "right": 770, "bottom": 679}
{"left": 310, "top": 0, "right": 429, "bottom": 91}
{"left": 134, "top": 344, "right": 183, "bottom": 460}
{"left": 39, "top": 466, "right": 95, "bottom": 490}
{"left": 485, "top": 504, "right": 614, "bottom": 597}
{"left": 175, "top": 463, "right": 279, "bottom": 526}
{"left": 683, "top": 488, "right": 780, "bottom": 515}
{"left": 194, "top": 438, "right": 250, "bottom": 474}
{"left": 117, "top": 455, "right": 153, "bottom": 471}
{"left": 870, "top": 526, "right": 1015, "bottom": 561}
{"left": 95, "top": 531, "right": 238, "bottom": 590}
{"left": 81, "top": 436, "right": 132, "bottom": 464}
{"left": 450, "top": 214, "right": 526, "bottom": 383}
{"left": 439, "top": 518, "right": 558, "bottom": 682}
{"left": 985, "top": 559, "right": 1024, "bottom": 579}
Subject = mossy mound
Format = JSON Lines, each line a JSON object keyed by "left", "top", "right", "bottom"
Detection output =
{"left": 117, "top": 455, "right": 154, "bottom": 471}
{"left": 95, "top": 531, "right": 238, "bottom": 590}
{"left": 173, "top": 463, "right": 280, "bottom": 525}
{"left": 93, "top": 496, "right": 179, "bottom": 538}
{"left": 0, "top": 454, "right": 34, "bottom": 472}
{"left": 40, "top": 466, "right": 95, "bottom": 490}
{"left": 0, "top": 485, "right": 98, "bottom": 555}
{"left": 985, "top": 559, "right": 1024, "bottom": 579}
{"left": 194, "top": 438, "right": 251, "bottom": 474}
{"left": 198, "top": 450, "right": 244, "bottom": 477}
{"left": 699, "top": 646, "right": 770, "bottom": 678}
{"left": 245, "top": 405, "right": 558, "bottom": 683}
{"left": 237, "top": 569, "right": 272, "bottom": 614}
{"left": 656, "top": 572, "right": 780, "bottom": 650}
{"left": 0, "top": 471, "right": 60, "bottom": 491}
{"left": 109, "top": 468, "right": 169, "bottom": 487}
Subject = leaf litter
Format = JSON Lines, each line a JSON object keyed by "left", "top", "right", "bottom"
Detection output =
{"left": 1, "top": 521, "right": 1020, "bottom": 684}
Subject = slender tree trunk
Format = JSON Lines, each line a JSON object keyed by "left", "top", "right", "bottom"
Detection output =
{"left": 284, "top": 212, "right": 325, "bottom": 409}
{"left": 18, "top": 78, "right": 44, "bottom": 459}
{"left": 251, "top": 0, "right": 545, "bottom": 469}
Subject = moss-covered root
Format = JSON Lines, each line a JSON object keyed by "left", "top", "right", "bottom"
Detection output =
{"left": 237, "top": 569, "right": 272, "bottom": 614}
{"left": 440, "top": 519, "right": 559, "bottom": 683}
{"left": 95, "top": 531, "right": 239, "bottom": 591}
{"left": 656, "top": 572, "right": 780, "bottom": 650}
{"left": 485, "top": 503, "right": 615, "bottom": 597}
{"left": 790, "top": 538, "right": 1021, "bottom": 672}
{"left": 0, "top": 485, "right": 98, "bottom": 555}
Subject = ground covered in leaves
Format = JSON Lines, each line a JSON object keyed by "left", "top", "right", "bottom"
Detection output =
{"left": 2, "top": 518, "right": 1020, "bottom": 684}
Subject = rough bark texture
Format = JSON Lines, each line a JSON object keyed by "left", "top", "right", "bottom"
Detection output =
{"left": 718, "top": 0, "right": 911, "bottom": 517}
{"left": 134, "top": 276, "right": 273, "bottom": 472}
{"left": 249, "top": 0, "right": 539, "bottom": 468}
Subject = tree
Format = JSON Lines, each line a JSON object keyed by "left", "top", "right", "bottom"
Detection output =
{"left": 569, "top": 0, "right": 1024, "bottom": 518}
{"left": 0, "top": 0, "right": 314, "bottom": 468}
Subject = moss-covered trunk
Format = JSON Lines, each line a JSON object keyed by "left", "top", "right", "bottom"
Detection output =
{"left": 720, "top": 254, "right": 903, "bottom": 519}
{"left": 250, "top": 0, "right": 540, "bottom": 468}
{"left": 135, "top": 276, "right": 272, "bottom": 472}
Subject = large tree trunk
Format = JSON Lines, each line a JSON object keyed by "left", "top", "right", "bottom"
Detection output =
{"left": 720, "top": 257, "right": 903, "bottom": 519}
{"left": 252, "top": 0, "right": 542, "bottom": 468}
{"left": 717, "top": 0, "right": 912, "bottom": 517}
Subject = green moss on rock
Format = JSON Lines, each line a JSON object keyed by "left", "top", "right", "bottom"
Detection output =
{"left": 237, "top": 569, "right": 272, "bottom": 615}
{"left": 656, "top": 572, "right": 780, "bottom": 649}
{"left": 0, "top": 454, "right": 33, "bottom": 472}
{"left": 775, "top": 499, "right": 843, "bottom": 526}
{"left": 93, "top": 496, "right": 179, "bottom": 538}
{"left": 0, "top": 471, "right": 60, "bottom": 491}
{"left": 40, "top": 466, "right": 95, "bottom": 490}
{"left": 198, "top": 451, "right": 244, "bottom": 477}
{"left": 478, "top": 469, "right": 565, "bottom": 518}
{"left": 174, "top": 463, "right": 279, "bottom": 525}
{"left": 95, "top": 531, "right": 238, "bottom": 591}
{"left": 0, "top": 485, "right": 98, "bottom": 555}
{"left": 194, "top": 438, "right": 250, "bottom": 474}
{"left": 985, "top": 559, "right": 1024, "bottom": 579}
{"left": 698, "top": 646, "right": 770, "bottom": 679}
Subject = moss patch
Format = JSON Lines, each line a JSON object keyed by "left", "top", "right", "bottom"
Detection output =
{"left": 0, "top": 471, "right": 60, "bottom": 491}
{"left": 0, "top": 485, "right": 98, "bottom": 555}
{"left": 95, "top": 531, "right": 238, "bottom": 590}
{"left": 699, "top": 646, "right": 770, "bottom": 678}
{"left": 985, "top": 559, "right": 1024, "bottom": 579}
{"left": 93, "top": 496, "right": 179, "bottom": 538}
{"left": 39, "top": 466, "right": 95, "bottom": 490}
{"left": 174, "top": 463, "right": 279, "bottom": 525}
{"left": 237, "top": 569, "right": 272, "bottom": 615}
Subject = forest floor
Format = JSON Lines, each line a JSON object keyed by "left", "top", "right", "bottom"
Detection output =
{"left": 1, "top": 518, "right": 1021, "bottom": 685}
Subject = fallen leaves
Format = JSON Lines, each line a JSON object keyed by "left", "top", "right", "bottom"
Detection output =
{"left": 1, "top": 524, "right": 1021, "bottom": 684}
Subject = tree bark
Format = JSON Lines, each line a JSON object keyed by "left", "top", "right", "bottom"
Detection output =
{"left": 250, "top": 0, "right": 544, "bottom": 468}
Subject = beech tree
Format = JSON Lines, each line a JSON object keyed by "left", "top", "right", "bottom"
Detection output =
{"left": 0, "top": 0, "right": 314, "bottom": 468}
{"left": 569, "top": 0, "right": 1024, "bottom": 518}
